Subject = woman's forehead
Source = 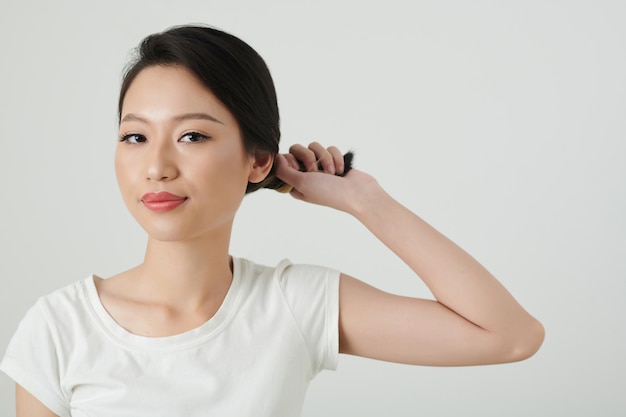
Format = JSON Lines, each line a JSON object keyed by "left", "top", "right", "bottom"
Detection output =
{"left": 120, "top": 66, "right": 235, "bottom": 126}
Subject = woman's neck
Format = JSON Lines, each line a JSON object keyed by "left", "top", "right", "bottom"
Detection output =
{"left": 133, "top": 233, "right": 233, "bottom": 311}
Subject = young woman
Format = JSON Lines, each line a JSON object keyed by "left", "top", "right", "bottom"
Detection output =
{"left": 1, "top": 25, "right": 544, "bottom": 417}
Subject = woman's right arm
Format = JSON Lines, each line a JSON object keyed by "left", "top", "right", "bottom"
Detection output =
{"left": 16, "top": 384, "right": 59, "bottom": 417}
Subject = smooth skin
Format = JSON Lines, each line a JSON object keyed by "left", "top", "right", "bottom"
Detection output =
{"left": 16, "top": 66, "right": 544, "bottom": 415}
{"left": 277, "top": 148, "right": 544, "bottom": 365}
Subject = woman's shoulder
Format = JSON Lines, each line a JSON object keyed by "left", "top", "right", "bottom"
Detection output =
{"left": 35, "top": 276, "right": 94, "bottom": 311}
{"left": 5, "top": 276, "right": 97, "bottom": 356}
{"left": 235, "top": 257, "right": 340, "bottom": 304}
{"left": 17, "top": 276, "right": 100, "bottom": 342}
{"left": 235, "top": 257, "right": 340, "bottom": 284}
{"left": 236, "top": 256, "right": 338, "bottom": 274}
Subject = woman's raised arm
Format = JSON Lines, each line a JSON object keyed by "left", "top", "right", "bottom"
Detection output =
{"left": 275, "top": 143, "right": 544, "bottom": 366}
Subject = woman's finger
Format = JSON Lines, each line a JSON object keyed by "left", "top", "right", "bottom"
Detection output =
{"left": 327, "top": 145, "right": 344, "bottom": 175}
{"left": 282, "top": 152, "right": 300, "bottom": 170}
{"left": 289, "top": 144, "right": 318, "bottom": 172}
{"left": 308, "top": 142, "right": 335, "bottom": 175}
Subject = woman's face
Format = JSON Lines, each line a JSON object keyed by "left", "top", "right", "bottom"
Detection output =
{"left": 116, "top": 65, "right": 262, "bottom": 242}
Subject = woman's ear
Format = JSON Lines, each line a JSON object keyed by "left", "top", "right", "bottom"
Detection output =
{"left": 248, "top": 150, "right": 274, "bottom": 183}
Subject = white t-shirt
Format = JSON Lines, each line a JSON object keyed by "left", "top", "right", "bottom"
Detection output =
{"left": 0, "top": 257, "right": 340, "bottom": 417}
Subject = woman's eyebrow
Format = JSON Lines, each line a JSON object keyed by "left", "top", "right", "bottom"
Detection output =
{"left": 120, "top": 112, "right": 224, "bottom": 125}
{"left": 120, "top": 113, "right": 149, "bottom": 124}
{"left": 173, "top": 112, "right": 224, "bottom": 125}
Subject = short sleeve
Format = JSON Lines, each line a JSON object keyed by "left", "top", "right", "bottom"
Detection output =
{"left": 275, "top": 261, "right": 341, "bottom": 375}
{"left": 0, "top": 300, "right": 71, "bottom": 417}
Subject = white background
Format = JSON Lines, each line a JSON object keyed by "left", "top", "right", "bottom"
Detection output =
{"left": 1, "top": 0, "right": 624, "bottom": 415}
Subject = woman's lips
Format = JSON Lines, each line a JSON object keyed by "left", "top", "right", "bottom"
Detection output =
{"left": 141, "top": 192, "right": 187, "bottom": 212}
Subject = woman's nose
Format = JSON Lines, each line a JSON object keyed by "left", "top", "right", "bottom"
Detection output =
{"left": 146, "top": 140, "right": 179, "bottom": 182}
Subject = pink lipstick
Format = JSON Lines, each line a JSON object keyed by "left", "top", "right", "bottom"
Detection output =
{"left": 141, "top": 192, "right": 187, "bottom": 213}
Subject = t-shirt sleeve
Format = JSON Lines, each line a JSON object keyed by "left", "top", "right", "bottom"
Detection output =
{"left": 275, "top": 261, "right": 341, "bottom": 375}
{"left": 0, "top": 300, "right": 71, "bottom": 417}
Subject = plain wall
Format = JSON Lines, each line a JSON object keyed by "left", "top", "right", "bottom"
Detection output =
{"left": 1, "top": 0, "right": 624, "bottom": 415}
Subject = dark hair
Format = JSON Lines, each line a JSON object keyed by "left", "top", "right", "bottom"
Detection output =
{"left": 118, "top": 24, "right": 283, "bottom": 193}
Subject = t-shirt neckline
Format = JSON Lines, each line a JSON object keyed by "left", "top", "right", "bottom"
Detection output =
{"left": 82, "top": 256, "right": 244, "bottom": 352}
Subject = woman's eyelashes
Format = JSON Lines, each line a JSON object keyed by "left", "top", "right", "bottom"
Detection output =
{"left": 118, "top": 132, "right": 211, "bottom": 144}
{"left": 179, "top": 131, "right": 211, "bottom": 143}
{"left": 119, "top": 133, "right": 147, "bottom": 144}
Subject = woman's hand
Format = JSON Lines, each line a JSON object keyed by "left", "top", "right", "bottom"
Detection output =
{"left": 275, "top": 142, "right": 379, "bottom": 213}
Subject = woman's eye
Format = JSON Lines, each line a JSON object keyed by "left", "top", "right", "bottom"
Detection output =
{"left": 180, "top": 132, "right": 210, "bottom": 143}
{"left": 119, "top": 133, "right": 146, "bottom": 144}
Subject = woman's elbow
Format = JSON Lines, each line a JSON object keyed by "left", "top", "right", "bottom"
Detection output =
{"left": 506, "top": 318, "right": 545, "bottom": 362}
